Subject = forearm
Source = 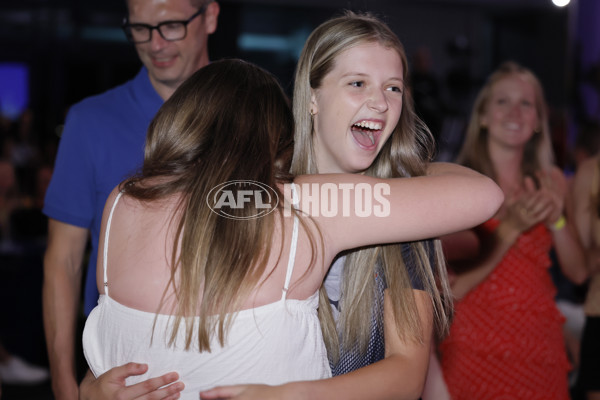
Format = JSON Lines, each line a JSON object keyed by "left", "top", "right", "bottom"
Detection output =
{"left": 551, "top": 219, "right": 588, "bottom": 284}
{"left": 285, "top": 353, "right": 428, "bottom": 400}
{"left": 43, "top": 254, "right": 83, "bottom": 397}
{"left": 290, "top": 291, "right": 431, "bottom": 400}
{"left": 43, "top": 219, "right": 88, "bottom": 400}
{"left": 43, "top": 260, "right": 81, "bottom": 362}
{"left": 201, "top": 295, "right": 433, "bottom": 400}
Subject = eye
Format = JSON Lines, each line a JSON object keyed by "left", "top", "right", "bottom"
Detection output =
{"left": 521, "top": 100, "right": 533, "bottom": 107}
{"left": 130, "top": 25, "right": 147, "bottom": 33}
{"left": 162, "top": 22, "right": 183, "bottom": 31}
{"left": 350, "top": 81, "right": 364, "bottom": 88}
{"left": 386, "top": 86, "right": 403, "bottom": 94}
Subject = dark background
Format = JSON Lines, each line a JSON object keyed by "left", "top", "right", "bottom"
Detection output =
{"left": 1, "top": 0, "right": 592, "bottom": 162}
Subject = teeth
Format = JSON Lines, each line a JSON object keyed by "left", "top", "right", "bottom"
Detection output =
{"left": 355, "top": 121, "right": 382, "bottom": 130}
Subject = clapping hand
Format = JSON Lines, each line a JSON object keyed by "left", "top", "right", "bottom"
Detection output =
{"left": 502, "top": 175, "right": 554, "bottom": 233}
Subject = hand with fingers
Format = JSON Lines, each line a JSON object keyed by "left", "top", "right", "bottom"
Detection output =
{"left": 79, "top": 364, "right": 184, "bottom": 400}
{"left": 502, "top": 177, "right": 554, "bottom": 233}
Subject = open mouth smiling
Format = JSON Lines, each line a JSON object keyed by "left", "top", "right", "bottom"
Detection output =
{"left": 351, "top": 120, "right": 383, "bottom": 147}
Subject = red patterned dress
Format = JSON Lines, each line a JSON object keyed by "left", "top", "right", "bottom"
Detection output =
{"left": 439, "top": 219, "right": 571, "bottom": 400}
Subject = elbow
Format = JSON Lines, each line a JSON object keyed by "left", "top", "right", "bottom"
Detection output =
{"left": 405, "top": 377, "right": 428, "bottom": 400}
{"left": 562, "top": 262, "right": 588, "bottom": 286}
{"left": 414, "top": 381, "right": 428, "bottom": 400}
{"left": 571, "top": 269, "right": 588, "bottom": 286}
{"left": 388, "top": 378, "right": 426, "bottom": 400}
{"left": 395, "top": 362, "right": 429, "bottom": 400}
{"left": 567, "top": 253, "right": 590, "bottom": 285}
{"left": 383, "top": 354, "right": 429, "bottom": 400}
{"left": 484, "top": 178, "right": 504, "bottom": 218}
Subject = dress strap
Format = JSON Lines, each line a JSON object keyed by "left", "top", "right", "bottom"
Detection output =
{"left": 102, "top": 191, "right": 123, "bottom": 298}
{"left": 281, "top": 183, "right": 299, "bottom": 301}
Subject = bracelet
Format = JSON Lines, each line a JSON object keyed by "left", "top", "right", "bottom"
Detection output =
{"left": 551, "top": 215, "right": 566, "bottom": 231}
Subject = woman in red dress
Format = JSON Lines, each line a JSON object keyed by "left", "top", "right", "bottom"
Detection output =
{"left": 438, "top": 61, "right": 588, "bottom": 399}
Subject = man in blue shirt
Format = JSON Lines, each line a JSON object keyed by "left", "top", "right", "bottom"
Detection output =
{"left": 42, "top": 1, "right": 219, "bottom": 398}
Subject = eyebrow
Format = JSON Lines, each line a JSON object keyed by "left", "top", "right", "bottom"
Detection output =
{"left": 492, "top": 91, "right": 534, "bottom": 99}
{"left": 340, "top": 72, "right": 404, "bottom": 82}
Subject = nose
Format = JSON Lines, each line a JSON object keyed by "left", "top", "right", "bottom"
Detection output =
{"left": 508, "top": 103, "right": 522, "bottom": 118}
{"left": 149, "top": 29, "right": 169, "bottom": 52}
{"left": 367, "top": 89, "right": 388, "bottom": 113}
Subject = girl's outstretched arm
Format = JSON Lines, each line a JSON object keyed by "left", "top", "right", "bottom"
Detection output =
{"left": 299, "top": 162, "right": 503, "bottom": 255}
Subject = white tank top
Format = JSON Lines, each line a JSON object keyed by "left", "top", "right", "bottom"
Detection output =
{"left": 83, "top": 190, "right": 331, "bottom": 398}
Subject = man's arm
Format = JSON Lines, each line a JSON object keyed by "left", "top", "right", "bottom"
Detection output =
{"left": 43, "top": 219, "right": 89, "bottom": 400}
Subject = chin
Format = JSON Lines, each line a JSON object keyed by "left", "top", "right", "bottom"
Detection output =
{"left": 347, "top": 162, "right": 374, "bottom": 174}
{"left": 154, "top": 73, "right": 183, "bottom": 87}
{"left": 146, "top": 65, "right": 180, "bottom": 82}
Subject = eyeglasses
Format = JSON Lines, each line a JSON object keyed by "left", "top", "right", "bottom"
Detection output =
{"left": 122, "top": 3, "right": 208, "bottom": 44}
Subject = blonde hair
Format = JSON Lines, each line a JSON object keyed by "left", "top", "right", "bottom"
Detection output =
{"left": 456, "top": 61, "right": 554, "bottom": 179}
{"left": 291, "top": 11, "right": 452, "bottom": 362}
{"left": 121, "top": 59, "right": 297, "bottom": 351}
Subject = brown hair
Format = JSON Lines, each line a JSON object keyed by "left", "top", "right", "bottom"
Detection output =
{"left": 122, "top": 59, "right": 295, "bottom": 350}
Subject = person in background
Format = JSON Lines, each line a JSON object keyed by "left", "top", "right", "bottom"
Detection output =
{"left": 0, "top": 159, "right": 18, "bottom": 241}
{"left": 438, "top": 61, "right": 587, "bottom": 400}
{"left": 572, "top": 120, "right": 600, "bottom": 172}
{"left": 0, "top": 159, "right": 49, "bottom": 386}
{"left": 42, "top": 0, "right": 219, "bottom": 398}
{"left": 572, "top": 154, "right": 600, "bottom": 400}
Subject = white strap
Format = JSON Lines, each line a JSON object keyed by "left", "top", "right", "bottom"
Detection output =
{"left": 281, "top": 183, "right": 299, "bottom": 301}
{"left": 102, "top": 191, "right": 123, "bottom": 297}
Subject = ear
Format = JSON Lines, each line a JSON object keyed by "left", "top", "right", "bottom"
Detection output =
{"left": 310, "top": 90, "right": 318, "bottom": 115}
{"left": 204, "top": 1, "right": 219, "bottom": 35}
